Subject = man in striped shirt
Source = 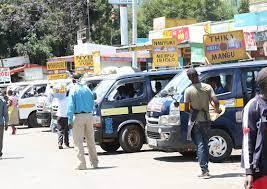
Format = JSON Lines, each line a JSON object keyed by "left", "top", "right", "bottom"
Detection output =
{"left": 242, "top": 67, "right": 267, "bottom": 189}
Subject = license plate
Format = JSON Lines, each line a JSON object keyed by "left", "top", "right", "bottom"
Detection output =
{"left": 148, "top": 138, "right": 157, "bottom": 146}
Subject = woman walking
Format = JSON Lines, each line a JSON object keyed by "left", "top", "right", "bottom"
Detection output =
{"left": 7, "top": 90, "right": 19, "bottom": 135}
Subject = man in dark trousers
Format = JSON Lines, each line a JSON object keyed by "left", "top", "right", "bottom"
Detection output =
{"left": 242, "top": 67, "right": 267, "bottom": 189}
{"left": 0, "top": 94, "right": 9, "bottom": 159}
{"left": 184, "top": 68, "right": 220, "bottom": 179}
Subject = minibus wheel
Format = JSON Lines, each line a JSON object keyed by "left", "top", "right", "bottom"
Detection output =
{"left": 100, "top": 142, "right": 120, "bottom": 153}
{"left": 28, "top": 112, "right": 40, "bottom": 128}
{"left": 119, "top": 125, "right": 144, "bottom": 153}
{"left": 208, "top": 129, "right": 233, "bottom": 163}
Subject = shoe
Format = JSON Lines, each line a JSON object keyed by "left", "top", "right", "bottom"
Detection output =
{"left": 64, "top": 144, "right": 70, "bottom": 148}
{"left": 198, "top": 171, "right": 211, "bottom": 179}
{"left": 58, "top": 146, "right": 63, "bottom": 149}
{"left": 11, "top": 127, "right": 16, "bottom": 135}
{"left": 75, "top": 165, "right": 87, "bottom": 170}
{"left": 91, "top": 161, "right": 99, "bottom": 169}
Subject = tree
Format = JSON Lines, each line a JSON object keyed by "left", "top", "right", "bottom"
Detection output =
{"left": 238, "top": 0, "right": 250, "bottom": 14}
{"left": 0, "top": 0, "right": 121, "bottom": 65}
{"left": 138, "top": 0, "right": 235, "bottom": 38}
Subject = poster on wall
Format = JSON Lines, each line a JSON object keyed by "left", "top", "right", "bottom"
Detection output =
{"left": 204, "top": 30, "right": 247, "bottom": 64}
{"left": 244, "top": 32, "right": 257, "bottom": 51}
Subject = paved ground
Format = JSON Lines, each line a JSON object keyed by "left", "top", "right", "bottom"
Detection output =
{"left": 0, "top": 126, "right": 244, "bottom": 189}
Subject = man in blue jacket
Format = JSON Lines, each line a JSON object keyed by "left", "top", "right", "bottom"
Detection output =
{"left": 242, "top": 67, "right": 267, "bottom": 189}
{"left": 67, "top": 74, "right": 98, "bottom": 170}
{"left": 0, "top": 94, "right": 9, "bottom": 159}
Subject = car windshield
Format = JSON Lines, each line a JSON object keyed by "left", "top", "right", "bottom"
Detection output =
{"left": 94, "top": 79, "right": 115, "bottom": 100}
{"left": 160, "top": 70, "right": 191, "bottom": 97}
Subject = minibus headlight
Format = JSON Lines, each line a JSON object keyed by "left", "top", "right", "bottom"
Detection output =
{"left": 159, "top": 115, "right": 180, "bottom": 126}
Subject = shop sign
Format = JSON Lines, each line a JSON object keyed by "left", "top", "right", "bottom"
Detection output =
{"left": 47, "top": 61, "right": 66, "bottom": 70}
{"left": 47, "top": 61, "right": 67, "bottom": 80}
{"left": 152, "top": 38, "right": 178, "bottom": 67}
{"left": 48, "top": 73, "right": 68, "bottom": 80}
{"left": 74, "top": 55, "right": 93, "bottom": 68}
{"left": 172, "top": 27, "right": 190, "bottom": 44}
{"left": 0, "top": 67, "right": 11, "bottom": 83}
{"left": 244, "top": 32, "right": 257, "bottom": 51}
{"left": 204, "top": 30, "right": 247, "bottom": 64}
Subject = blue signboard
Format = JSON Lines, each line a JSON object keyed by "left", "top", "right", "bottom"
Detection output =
{"left": 234, "top": 10, "right": 267, "bottom": 27}
{"left": 108, "top": 0, "right": 140, "bottom": 4}
{"left": 137, "top": 38, "right": 149, "bottom": 44}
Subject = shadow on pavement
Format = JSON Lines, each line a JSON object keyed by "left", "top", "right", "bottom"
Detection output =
{"left": 96, "top": 149, "right": 155, "bottom": 156}
{"left": 88, "top": 166, "right": 117, "bottom": 170}
{"left": 41, "top": 129, "right": 52, "bottom": 133}
{"left": 1, "top": 157, "right": 24, "bottom": 160}
{"left": 16, "top": 126, "right": 30, "bottom": 130}
{"left": 154, "top": 155, "right": 195, "bottom": 162}
{"left": 211, "top": 173, "right": 244, "bottom": 179}
{"left": 224, "top": 155, "right": 241, "bottom": 163}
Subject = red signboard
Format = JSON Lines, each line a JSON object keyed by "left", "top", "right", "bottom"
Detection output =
{"left": 171, "top": 27, "right": 190, "bottom": 44}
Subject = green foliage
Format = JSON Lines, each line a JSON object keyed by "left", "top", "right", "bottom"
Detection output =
{"left": 138, "top": 0, "right": 235, "bottom": 37}
{"left": 0, "top": 0, "right": 120, "bottom": 65}
{"left": 238, "top": 0, "right": 250, "bottom": 14}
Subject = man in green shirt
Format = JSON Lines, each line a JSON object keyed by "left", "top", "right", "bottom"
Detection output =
{"left": 184, "top": 68, "right": 220, "bottom": 179}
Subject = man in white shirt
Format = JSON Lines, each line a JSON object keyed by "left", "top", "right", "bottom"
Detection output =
{"left": 54, "top": 84, "right": 70, "bottom": 149}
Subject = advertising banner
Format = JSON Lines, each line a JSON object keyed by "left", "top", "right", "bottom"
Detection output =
{"left": 74, "top": 55, "right": 94, "bottom": 73}
{"left": 152, "top": 38, "right": 178, "bottom": 67}
{"left": 172, "top": 27, "right": 190, "bottom": 44}
{"left": 191, "top": 43, "right": 205, "bottom": 63}
{"left": 204, "top": 30, "right": 247, "bottom": 64}
{"left": 47, "top": 61, "right": 67, "bottom": 80}
{"left": 244, "top": 32, "right": 257, "bottom": 51}
{"left": 0, "top": 67, "right": 11, "bottom": 83}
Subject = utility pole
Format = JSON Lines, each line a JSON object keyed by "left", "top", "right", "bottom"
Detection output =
{"left": 120, "top": 4, "right": 129, "bottom": 46}
{"left": 132, "top": 0, "right": 138, "bottom": 68}
{"left": 87, "top": 0, "right": 91, "bottom": 42}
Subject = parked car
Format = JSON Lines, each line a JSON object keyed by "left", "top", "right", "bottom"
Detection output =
{"left": 93, "top": 70, "right": 181, "bottom": 153}
{"left": 145, "top": 60, "right": 267, "bottom": 162}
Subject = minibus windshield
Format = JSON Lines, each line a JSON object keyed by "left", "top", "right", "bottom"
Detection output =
{"left": 94, "top": 79, "right": 115, "bottom": 100}
{"left": 160, "top": 70, "right": 191, "bottom": 97}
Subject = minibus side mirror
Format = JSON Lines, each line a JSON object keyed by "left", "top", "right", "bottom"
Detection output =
{"left": 160, "top": 90, "right": 168, "bottom": 97}
{"left": 93, "top": 92, "right": 97, "bottom": 100}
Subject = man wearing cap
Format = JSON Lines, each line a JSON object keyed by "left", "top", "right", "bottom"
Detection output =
{"left": 184, "top": 68, "right": 221, "bottom": 179}
{"left": 67, "top": 74, "right": 98, "bottom": 170}
{"left": 242, "top": 67, "right": 267, "bottom": 189}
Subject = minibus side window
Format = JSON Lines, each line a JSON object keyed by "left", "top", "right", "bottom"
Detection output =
{"left": 108, "top": 82, "right": 144, "bottom": 102}
{"left": 242, "top": 70, "right": 260, "bottom": 102}
{"left": 205, "top": 74, "right": 233, "bottom": 95}
{"left": 149, "top": 75, "right": 173, "bottom": 96}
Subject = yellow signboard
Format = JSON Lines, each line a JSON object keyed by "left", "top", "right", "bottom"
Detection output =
{"left": 153, "top": 52, "right": 179, "bottom": 67}
{"left": 204, "top": 30, "right": 247, "bottom": 64}
{"left": 47, "top": 61, "right": 66, "bottom": 70}
{"left": 48, "top": 73, "right": 68, "bottom": 80}
{"left": 74, "top": 55, "right": 93, "bottom": 68}
{"left": 152, "top": 38, "right": 178, "bottom": 68}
